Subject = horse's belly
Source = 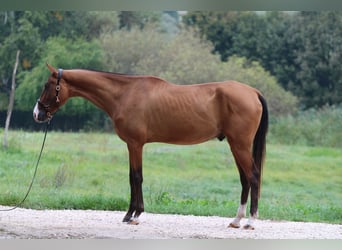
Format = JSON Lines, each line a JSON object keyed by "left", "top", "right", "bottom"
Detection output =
{"left": 146, "top": 88, "right": 222, "bottom": 144}
{"left": 147, "top": 118, "right": 220, "bottom": 145}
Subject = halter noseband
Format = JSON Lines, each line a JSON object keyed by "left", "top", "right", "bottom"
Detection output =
{"left": 37, "top": 68, "right": 63, "bottom": 119}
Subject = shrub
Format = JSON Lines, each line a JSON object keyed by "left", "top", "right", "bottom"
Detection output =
{"left": 269, "top": 105, "right": 342, "bottom": 147}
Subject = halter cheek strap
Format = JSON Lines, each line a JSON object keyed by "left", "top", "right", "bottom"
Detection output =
{"left": 55, "top": 68, "right": 63, "bottom": 103}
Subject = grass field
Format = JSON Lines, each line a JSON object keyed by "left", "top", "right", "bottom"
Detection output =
{"left": 0, "top": 130, "right": 341, "bottom": 224}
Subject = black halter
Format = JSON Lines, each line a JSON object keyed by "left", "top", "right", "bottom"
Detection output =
{"left": 37, "top": 68, "right": 63, "bottom": 118}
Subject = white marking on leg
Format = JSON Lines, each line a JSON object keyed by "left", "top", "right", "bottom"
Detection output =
{"left": 244, "top": 210, "right": 258, "bottom": 230}
{"left": 229, "top": 203, "right": 246, "bottom": 228}
{"left": 237, "top": 203, "right": 247, "bottom": 218}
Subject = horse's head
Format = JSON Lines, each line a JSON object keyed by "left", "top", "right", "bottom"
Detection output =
{"left": 33, "top": 64, "right": 67, "bottom": 123}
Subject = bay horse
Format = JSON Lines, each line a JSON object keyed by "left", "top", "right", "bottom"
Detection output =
{"left": 33, "top": 64, "right": 268, "bottom": 230}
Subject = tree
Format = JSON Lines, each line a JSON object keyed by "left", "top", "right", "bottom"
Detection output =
{"left": 3, "top": 50, "right": 20, "bottom": 149}
{"left": 118, "top": 11, "right": 160, "bottom": 30}
{"left": 0, "top": 12, "right": 43, "bottom": 108}
{"left": 182, "top": 11, "right": 240, "bottom": 61}
{"left": 183, "top": 11, "right": 342, "bottom": 108}
{"left": 183, "top": 11, "right": 294, "bottom": 81}
{"left": 0, "top": 11, "right": 120, "bottom": 112}
{"left": 100, "top": 26, "right": 167, "bottom": 74}
{"left": 134, "top": 28, "right": 226, "bottom": 84}
{"left": 286, "top": 12, "right": 342, "bottom": 107}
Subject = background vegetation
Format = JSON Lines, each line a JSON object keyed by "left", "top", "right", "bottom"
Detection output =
{"left": 184, "top": 11, "right": 342, "bottom": 108}
{"left": 1, "top": 11, "right": 342, "bottom": 131}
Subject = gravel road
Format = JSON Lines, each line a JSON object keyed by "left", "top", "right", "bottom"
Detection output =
{"left": 0, "top": 206, "right": 341, "bottom": 239}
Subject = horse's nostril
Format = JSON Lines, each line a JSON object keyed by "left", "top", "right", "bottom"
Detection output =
{"left": 38, "top": 111, "right": 45, "bottom": 121}
{"left": 33, "top": 110, "right": 47, "bottom": 123}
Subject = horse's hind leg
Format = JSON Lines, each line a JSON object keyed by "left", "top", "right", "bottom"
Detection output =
{"left": 229, "top": 165, "right": 250, "bottom": 228}
{"left": 228, "top": 145, "right": 258, "bottom": 230}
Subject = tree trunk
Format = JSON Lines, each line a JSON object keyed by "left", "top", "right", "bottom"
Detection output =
{"left": 3, "top": 50, "right": 20, "bottom": 149}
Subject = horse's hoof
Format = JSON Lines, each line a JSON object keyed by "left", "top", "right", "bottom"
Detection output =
{"left": 122, "top": 216, "right": 131, "bottom": 223}
{"left": 228, "top": 222, "right": 240, "bottom": 228}
{"left": 243, "top": 224, "right": 255, "bottom": 230}
{"left": 127, "top": 218, "right": 140, "bottom": 225}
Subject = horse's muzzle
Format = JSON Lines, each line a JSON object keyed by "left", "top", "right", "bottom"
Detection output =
{"left": 33, "top": 102, "right": 51, "bottom": 123}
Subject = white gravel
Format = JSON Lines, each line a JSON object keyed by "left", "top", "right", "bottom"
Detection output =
{"left": 0, "top": 206, "right": 341, "bottom": 239}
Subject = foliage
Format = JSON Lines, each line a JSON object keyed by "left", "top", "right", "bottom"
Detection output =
{"left": 183, "top": 11, "right": 247, "bottom": 61}
{"left": 84, "top": 11, "right": 120, "bottom": 37}
{"left": 0, "top": 11, "right": 119, "bottom": 112}
{"left": 183, "top": 11, "right": 342, "bottom": 109}
{"left": 100, "top": 25, "right": 167, "bottom": 74}
{"left": 133, "top": 28, "right": 224, "bottom": 84}
{"left": 0, "top": 92, "right": 7, "bottom": 110}
{"left": 0, "top": 131, "right": 341, "bottom": 223}
{"left": 2, "top": 10, "right": 341, "bottom": 132}
{"left": 286, "top": 12, "right": 342, "bottom": 107}
{"left": 0, "top": 11, "right": 43, "bottom": 96}
{"left": 269, "top": 105, "right": 342, "bottom": 147}
{"left": 118, "top": 11, "right": 161, "bottom": 30}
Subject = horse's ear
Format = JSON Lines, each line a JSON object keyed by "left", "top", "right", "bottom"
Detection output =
{"left": 46, "top": 63, "right": 57, "bottom": 74}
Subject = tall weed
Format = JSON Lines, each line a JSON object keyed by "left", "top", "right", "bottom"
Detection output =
{"left": 269, "top": 105, "right": 342, "bottom": 147}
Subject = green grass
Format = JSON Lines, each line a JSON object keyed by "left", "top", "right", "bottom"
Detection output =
{"left": 0, "top": 130, "right": 341, "bottom": 224}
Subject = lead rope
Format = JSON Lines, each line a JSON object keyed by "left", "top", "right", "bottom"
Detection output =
{"left": 0, "top": 121, "right": 50, "bottom": 211}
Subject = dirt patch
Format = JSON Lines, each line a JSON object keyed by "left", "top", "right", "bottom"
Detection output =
{"left": 0, "top": 206, "right": 340, "bottom": 239}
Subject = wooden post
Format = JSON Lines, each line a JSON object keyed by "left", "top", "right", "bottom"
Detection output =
{"left": 3, "top": 50, "right": 20, "bottom": 149}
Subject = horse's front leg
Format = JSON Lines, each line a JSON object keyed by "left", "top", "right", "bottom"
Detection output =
{"left": 123, "top": 143, "right": 144, "bottom": 225}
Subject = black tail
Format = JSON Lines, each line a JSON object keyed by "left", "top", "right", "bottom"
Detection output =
{"left": 253, "top": 94, "right": 269, "bottom": 197}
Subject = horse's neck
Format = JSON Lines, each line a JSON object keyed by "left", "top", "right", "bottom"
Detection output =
{"left": 64, "top": 70, "right": 133, "bottom": 116}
